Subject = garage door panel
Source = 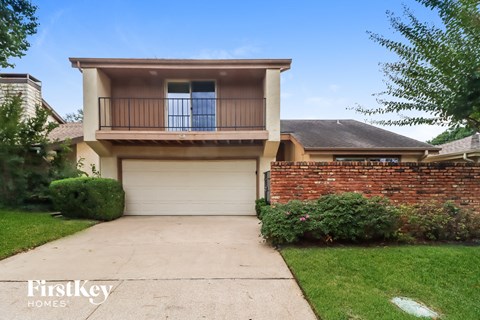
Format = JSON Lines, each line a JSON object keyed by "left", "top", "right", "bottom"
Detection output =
{"left": 124, "top": 188, "right": 253, "bottom": 202}
{"left": 124, "top": 172, "right": 251, "bottom": 180}
{"left": 123, "top": 173, "right": 254, "bottom": 187}
{"left": 125, "top": 202, "right": 253, "bottom": 216}
{"left": 124, "top": 161, "right": 253, "bottom": 172}
{"left": 122, "top": 160, "right": 256, "bottom": 215}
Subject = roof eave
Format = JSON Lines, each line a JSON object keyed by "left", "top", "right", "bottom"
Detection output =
{"left": 303, "top": 147, "right": 441, "bottom": 152}
{"left": 49, "top": 136, "right": 84, "bottom": 148}
{"left": 428, "top": 149, "right": 480, "bottom": 160}
{"left": 42, "top": 99, "right": 65, "bottom": 124}
{"left": 69, "top": 58, "right": 292, "bottom": 71}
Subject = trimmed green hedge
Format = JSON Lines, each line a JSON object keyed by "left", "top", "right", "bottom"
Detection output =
{"left": 49, "top": 177, "right": 125, "bottom": 221}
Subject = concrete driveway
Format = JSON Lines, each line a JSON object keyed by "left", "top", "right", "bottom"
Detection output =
{"left": 0, "top": 216, "right": 317, "bottom": 320}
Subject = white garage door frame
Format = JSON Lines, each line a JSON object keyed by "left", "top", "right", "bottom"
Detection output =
{"left": 119, "top": 157, "right": 259, "bottom": 216}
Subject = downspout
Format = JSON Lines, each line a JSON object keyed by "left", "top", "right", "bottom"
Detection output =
{"left": 463, "top": 153, "right": 475, "bottom": 162}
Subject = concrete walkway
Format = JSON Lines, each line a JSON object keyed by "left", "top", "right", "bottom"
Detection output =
{"left": 0, "top": 216, "right": 317, "bottom": 320}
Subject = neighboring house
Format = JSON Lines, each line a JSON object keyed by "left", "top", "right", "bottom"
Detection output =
{"left": 48, "top": 122, "right": 100, "bottom": 174}
{"left": 279, "top": 120, "right": 440, "bottom": 162}
{"left": 69, "top": 58, "right": 291, "bottom": 215}
{"left": 0, "top": 73, "right": 64, "bottom": 125}
{"left": 0, "top": 73, "right": 99, "bottom": 174}
{"left": 425, "top": 133, "right": 480, "bottom": 163}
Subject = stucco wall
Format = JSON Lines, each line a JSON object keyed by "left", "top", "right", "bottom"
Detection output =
{"left": 280, "top": 139, "right": 426, "bottom": 163}
{"left": 309, "top": 154, "right": 334, "bottom": 162}
{"left": 77, "top": 142, "right": 100, "bottom": 175}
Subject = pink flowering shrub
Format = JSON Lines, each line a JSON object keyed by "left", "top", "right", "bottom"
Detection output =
{"left": 260, "top": 200, "right": 321, "bottom": 244}
{"left": 260, "top": 193, "right": 398, "bottom": 244}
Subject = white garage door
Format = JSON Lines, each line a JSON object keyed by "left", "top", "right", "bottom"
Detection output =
{"left": 122, "top": 159, "right": 257, "bottom": 215}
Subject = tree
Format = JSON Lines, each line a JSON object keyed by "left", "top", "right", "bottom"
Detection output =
{"left": 427, "top": 126, "right": 475, "bottom": 144}
{"left": 0, "top": 94, "right": 81, "bottom": 207}
{"left": 355, "top": 0, "right": 480, "bottom": 132}
{"left": 0, "top": 0, "right": 38, "bottom": 68}
{"left": 64, "top": 108, "right": 83, "bottom": 122}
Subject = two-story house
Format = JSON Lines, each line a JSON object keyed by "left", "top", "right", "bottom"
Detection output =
{"left": 69, "top": 58, "right": 291, "bottom": 215}
{"left": 71, "top": 57, "right": 441, "bottom": 216}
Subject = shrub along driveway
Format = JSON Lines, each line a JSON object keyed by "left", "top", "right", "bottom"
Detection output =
{"left": 0, "top": 216, "right": 316, "bottom": 320}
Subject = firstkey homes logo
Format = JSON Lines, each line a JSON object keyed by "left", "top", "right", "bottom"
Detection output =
{"left": 27, "top": 280, "right": 113, "bottom": 308}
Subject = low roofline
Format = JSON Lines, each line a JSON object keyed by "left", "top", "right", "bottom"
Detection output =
{"left": 42, "top": 99, "right": 65, "bottom": 124}
{"left": 69, "top": 57, "right": 292, "bottom": 71}
{"left": 303, "top": 147, "right": 441, "bottom": 151}
{"left": 49, "top": 136, "right": 84, "bottom": 147}
{"left": 280, "top": 132, "right": 440, "bottom": 151}
{"left": 426, "top": 149, "right": 480, "bottom": 161}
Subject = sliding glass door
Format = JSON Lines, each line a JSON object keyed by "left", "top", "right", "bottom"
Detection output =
{"left": 167, "top": 81, "right": 215, "bottom": 131}
{"left": 167, "top": 82, "right": 191, "bottom": 131}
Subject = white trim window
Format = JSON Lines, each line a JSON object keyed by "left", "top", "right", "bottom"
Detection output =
{"left": 334, "top": 156, "right": 400, "bottom": 163}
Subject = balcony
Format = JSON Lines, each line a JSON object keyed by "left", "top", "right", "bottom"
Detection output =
{"left": 96, "top": 97, "right": 268, "bottom": 144}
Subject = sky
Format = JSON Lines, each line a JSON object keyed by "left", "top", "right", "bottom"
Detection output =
{"left": 5, "top": 0, "right": 447, "bottom": 141}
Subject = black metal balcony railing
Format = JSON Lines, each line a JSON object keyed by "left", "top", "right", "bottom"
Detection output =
{"left": 98, "top": 97, "right": 266, "bottom": 131}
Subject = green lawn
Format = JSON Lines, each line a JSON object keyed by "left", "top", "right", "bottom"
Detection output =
{"left": 282, "top": 246, "right": 480, "bottom": 320}
{"left": 0, "top": 210, "right": 97, "bottom": 260}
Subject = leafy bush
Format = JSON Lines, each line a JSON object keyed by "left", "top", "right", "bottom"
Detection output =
{"left": 259, "top": 193, "right": 480, "bottom": 245}
{"left": 255, "top": 198, "right": 268, "bottom": 219}
{"left": 0, "top": 94, "right": 82, "bottom": 208}
{"left": 260, "top": 200, "right": 320, "bottom": 244}
{"left": 49, "top": 177, "right": 125, "bottom": 221}
{"left": 315, "top": 193, "right": 398, "bottom": 242}
{"left": 397, "top": 201, "right": 480, "bottom": 242}
{"left": 260, "top": 193, "right": 398, "bottom": 244}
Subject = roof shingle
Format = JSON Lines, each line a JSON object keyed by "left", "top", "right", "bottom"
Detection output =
{"left": 438, "top": 133, "right": 480, "bottom": 154}
{"left": 48, "top": 122, "right": 83, "bottom": 142}
{"left": 280, "top": 120, "right": 437, "bottom": 150}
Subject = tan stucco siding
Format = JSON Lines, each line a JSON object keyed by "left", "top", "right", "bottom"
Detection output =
{"left": 280, "top": 139, "right": 309, "bottom": 161}
{"left": 264, "top": 69, "right": 280, "bottom": 142}
{"left": 83, "top": 68, "right": 113, "bottom": 156}
{"left": 83, "top": 68, "right": 111, "bottom": 143}
{"left": 281, "top": 141, "right": 295, "bottom": 161}
{"left": 76, "top": 142, "right": 100, "bottom": 175}
{"left": 401, "top": 155, "right": 422, "bottom": 162}
{"left": 309, "top": 154, "right": 334, "bottom": 162}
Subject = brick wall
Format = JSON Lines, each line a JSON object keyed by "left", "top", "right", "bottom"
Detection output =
{"left": 270, "top": 162, "right": 480, "bottom": 211}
